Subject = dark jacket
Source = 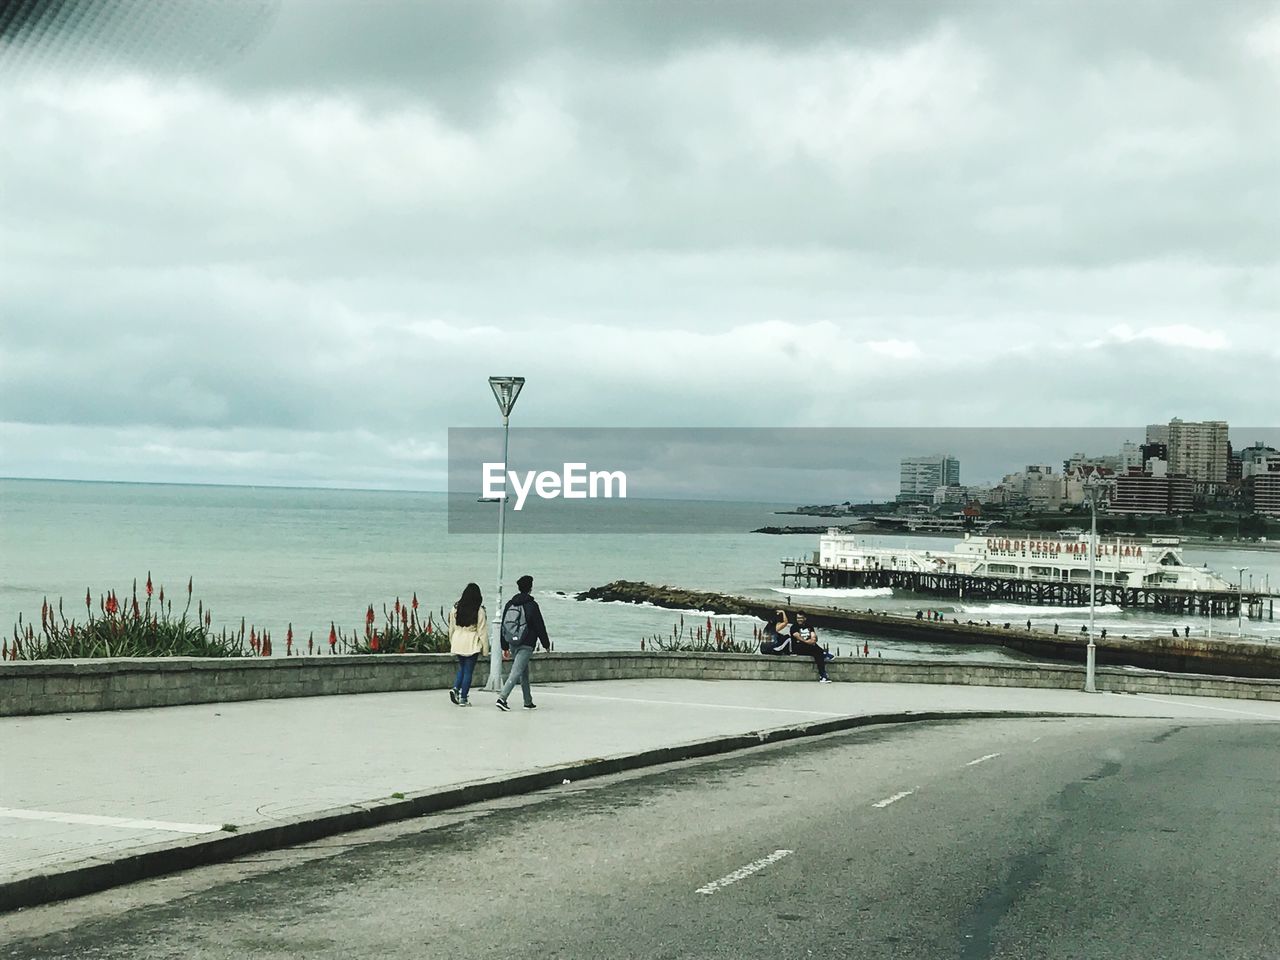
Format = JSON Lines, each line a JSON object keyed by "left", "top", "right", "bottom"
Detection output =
{"left": 503, "top": 591, "right": 549, "bottom": 649}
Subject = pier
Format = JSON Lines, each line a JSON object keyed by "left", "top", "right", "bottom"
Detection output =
{"left": 780, "top": 562, "right": 1278, "bottom": 621}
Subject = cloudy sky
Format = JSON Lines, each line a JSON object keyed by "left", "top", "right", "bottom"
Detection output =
{"left": 1, "top": 0, "right": 1277, "bottom": 491}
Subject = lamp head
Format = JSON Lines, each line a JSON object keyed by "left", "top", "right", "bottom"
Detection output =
{"left": 488, "top": 377, "right": 525, "bottom": 417}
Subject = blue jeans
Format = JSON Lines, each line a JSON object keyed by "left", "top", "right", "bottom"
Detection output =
{"left": 453, "top": 654, "right": 479, "bottom": 700}
{"left": 499, "top": 645, "right": 534, "bottom": 706}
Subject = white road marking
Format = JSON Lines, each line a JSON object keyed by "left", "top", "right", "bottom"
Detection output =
{"left": 537, "top": 691, "right": 844, "bottom": 718}
{"left": 695, "top": 849, "right": 793, "bottom": 895}
{"left": 872, "top": 789, "right": 916, "bottom": 809}
{"left": 0, "top": 807, "right": 220, "bottom": 834}
{"left": 965, "top": 753, "right": 1001, "bottom": 766}
{"left": 1113, "top": 694, "right": 1280, "bottom": 722}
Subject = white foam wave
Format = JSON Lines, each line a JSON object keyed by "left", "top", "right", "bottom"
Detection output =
{"left": 959, "top": 603, "right": 1123, "bottom": 617}
{"left": 769, "top": 587, "right": 894, "bottom": 599}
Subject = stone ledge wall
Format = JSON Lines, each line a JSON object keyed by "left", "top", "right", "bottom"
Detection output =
{"left": 1, "top": 652, "right": 1277, "bottom": 716}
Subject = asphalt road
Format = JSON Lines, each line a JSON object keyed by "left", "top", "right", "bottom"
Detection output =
{"left": 6, "top": 715, "right": 1279, "bottom": 959}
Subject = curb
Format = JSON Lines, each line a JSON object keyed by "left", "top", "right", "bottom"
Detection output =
{"left": 0, "top": 707, "right": 1124, "bottom": 914}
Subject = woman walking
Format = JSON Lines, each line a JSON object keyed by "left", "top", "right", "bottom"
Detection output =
{"left": 448, "top": 583, "right": 488, "bottom": 706}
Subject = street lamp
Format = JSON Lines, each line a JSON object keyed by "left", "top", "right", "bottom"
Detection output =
{"left": 1084, "top": 475, "right": 1100, "bottom": 693}
{"left": 1234, "top": 566, "right": 1249, "bottom": 639}
{"left": 484, "top": 376, "right": 524, "bottom": 692}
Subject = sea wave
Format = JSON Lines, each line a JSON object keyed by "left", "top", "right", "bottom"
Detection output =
{"left": 958, "top": 603, "right": 1124, "bottom": 617}
{"left": 770, "top": 587, "right": 894, "bottom": 599}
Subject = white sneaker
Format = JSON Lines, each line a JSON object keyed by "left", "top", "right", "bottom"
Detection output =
{"left": 819, "top": 676, "right": 833, "bottom": 683}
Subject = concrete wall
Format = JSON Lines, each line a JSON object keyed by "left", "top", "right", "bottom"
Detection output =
{"left": 2, "top": 652, "right": 1277, "bottom": 717}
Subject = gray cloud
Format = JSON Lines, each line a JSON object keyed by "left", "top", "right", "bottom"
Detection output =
{"left": 1, "top": 0, "right": 1277, "bottom": 489}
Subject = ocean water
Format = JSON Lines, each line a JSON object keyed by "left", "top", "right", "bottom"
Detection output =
{"left": 3, "top": 479, "right": 1278, "bottom": 660}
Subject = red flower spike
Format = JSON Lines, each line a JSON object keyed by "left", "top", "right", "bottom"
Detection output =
{"left": 366, "top": 606, "right": 375, "bottom": 625}
{"left": 159, "top": 587, "right": 165, "bottom": 604}
{"left": 146, "top": 573, "right": 153, "bottom": 598}
{"left": 370, "top": 631, "right": 380, "bottom": 652}
{"left": 395, "top": 598, "right": 401, "bottom": 616}
{"left": 105, "top": 593, "right": 119, "bottom": 616}
{"left": 86, "top": 588, "right": 91, "bottom": 611}
{"left": 329, "top": 623, "right": 337, "bottom": 647}
{"left": 412, "top": 594, "right": 419, "bottom": 611}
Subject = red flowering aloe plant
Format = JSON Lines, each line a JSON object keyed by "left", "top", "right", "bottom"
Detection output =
{"left": 340, "top": 594, "right": 448, "bottom": 655}
{"left": 9, "top": 575, "right": 251, "bottom": 659}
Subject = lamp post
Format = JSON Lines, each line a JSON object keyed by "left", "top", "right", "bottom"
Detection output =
{"left": 1234, "top": 566, "right": 1249, "bottom": 639}
{"left": 1084, "top": 475, "right": 1100, "bottom": 693}
{"left": 484, "top": 376, "right": 525, "bottom": 692}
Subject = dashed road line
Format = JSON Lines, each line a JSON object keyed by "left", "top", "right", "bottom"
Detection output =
{"left": 872, "top": 789, "right": 916, "bottom": 809}
{"left": 695, "top": 849, "right": 794, "bottom": 895}
{"left": 965, "top": 753, "right": 1001, "bottom": 766}
{"left": 0, "top": 807, "right": 220, "bottom": 834}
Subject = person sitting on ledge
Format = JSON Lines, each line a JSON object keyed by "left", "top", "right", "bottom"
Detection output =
{"left": 789, "top": 612, "right": 833, "bottom": 683}
{"left": 759, "top": 609, "right": 792, "bottom": 655}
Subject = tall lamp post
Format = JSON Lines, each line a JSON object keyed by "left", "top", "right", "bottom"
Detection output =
{"left": 1084, "top": 475, "right": 1100, "bottom": 693}
{"left": 1234, "top": 566, "right": 1249, "bottom": 639}
{"left": 484, "top": 376, "right": 525, "bottom": 692}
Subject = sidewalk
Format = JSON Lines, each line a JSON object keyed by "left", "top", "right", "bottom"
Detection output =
{"left": 4, "top": 678, "right": 1280, "bottom": 910}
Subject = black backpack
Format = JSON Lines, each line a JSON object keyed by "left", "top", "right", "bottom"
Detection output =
{"left": 501, "top": 602, "right": 528, "bottom": 651}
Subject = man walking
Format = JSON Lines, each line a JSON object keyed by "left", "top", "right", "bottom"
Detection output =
{"left": 497, "top": 574, "right": 550, "bottom": 711}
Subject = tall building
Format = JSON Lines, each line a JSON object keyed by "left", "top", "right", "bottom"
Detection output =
{"left": 1111, "top": 468, "right": 1195, "bottom": 515}
{"left": 1245, "top": 457, "right": 1280, "bottom": 517}
{"left": 1118, "top": 441, "right": 1143, "bottom": 472}
{"left": 898, "top": 455, "right": 960, "bottom": 503}
{"left": 1166, "top": 418, "right": 1229, "bottom": 487}
{"left": 1249, "top": 478, "right": 1280, "bottom": 517}
{"left": 1239, "top": 441, "right": 1280, "bottom": 477}
{"left": 1141, "top": 441, "right": 1168, "bottom": 469}
{"left": 1145, "top": 423, "right": 1171, "bottom": 445}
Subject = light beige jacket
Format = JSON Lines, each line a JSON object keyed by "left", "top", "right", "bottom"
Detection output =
{"left": 448, "top": 604, "right": 489, "bottom": 657}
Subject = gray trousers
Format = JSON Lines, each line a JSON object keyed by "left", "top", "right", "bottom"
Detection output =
{"left": 500, "top": 645, "right": 534, "bottom": 706}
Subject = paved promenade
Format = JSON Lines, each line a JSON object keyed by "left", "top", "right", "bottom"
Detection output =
{"left": 4, "top": 678, "right": 1280, "bottom": 909}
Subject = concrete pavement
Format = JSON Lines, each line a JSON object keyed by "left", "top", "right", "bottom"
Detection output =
{"left": 8, "top": 714, "right": 1279, "bottom": 959}
{"left": 3, "top": 677, "right": 1279, "bottom": 910}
